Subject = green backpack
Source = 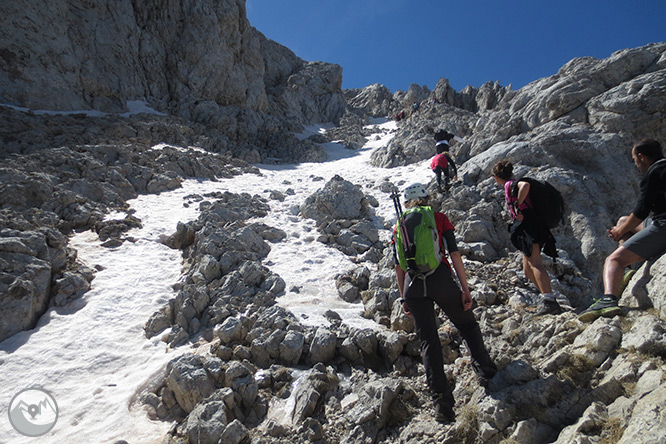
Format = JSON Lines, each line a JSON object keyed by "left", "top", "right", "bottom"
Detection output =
{"left": 395, "top": 206, "right": 443, "bottom": 275}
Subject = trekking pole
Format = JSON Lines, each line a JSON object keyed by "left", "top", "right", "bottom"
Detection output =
{"left": 391, "top": 190, "right": 411, "bottom": 249}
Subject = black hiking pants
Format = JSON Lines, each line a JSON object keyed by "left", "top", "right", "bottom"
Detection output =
{"left": 432, "top": 166, "right": 449, "bottom": 189}
{"left": 404, "top": 265, "right": 494, "bottom": 404}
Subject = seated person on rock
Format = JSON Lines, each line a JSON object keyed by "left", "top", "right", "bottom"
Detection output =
{"left": 579, "top": 139, "right": 666, "bottom": 322}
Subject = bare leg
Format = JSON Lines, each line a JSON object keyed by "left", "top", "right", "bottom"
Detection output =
{"left": 522, "top": 254, "right": 537, "bottom": 290}
{"left": 604, "top": 246, "right": 644, "bottom": 297}
{"left": 524, "top": 243, "right": 552, "bottom": 294}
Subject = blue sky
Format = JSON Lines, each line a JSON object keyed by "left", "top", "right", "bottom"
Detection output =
{"left": 246, "top": 0, "right": 666, "bottom": 92}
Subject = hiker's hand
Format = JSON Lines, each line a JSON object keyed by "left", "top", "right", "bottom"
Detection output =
{"left": 461, "top": 288, "right": 473, "bottom": 311}
{"left": 608, "top": 226, "right": 622, "bottom": 241}
{"left": 512, "top": 203, "right": 524, "bottom": 222}
{"left": 401, "top": 300, "right": 411, "bottom": 316}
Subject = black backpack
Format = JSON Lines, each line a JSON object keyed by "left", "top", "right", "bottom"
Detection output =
{"left": 434, "top": 129, "right": 454, "bottom": 143}
{"left": 511, "top": 177, "right": 564, "bottom": 229}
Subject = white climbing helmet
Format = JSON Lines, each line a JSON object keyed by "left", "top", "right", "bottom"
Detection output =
{"left": 403, "top": 182, "right": 428, "bottom": 201}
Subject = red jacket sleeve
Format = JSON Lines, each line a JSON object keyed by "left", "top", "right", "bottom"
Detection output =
{"left": 435, "top": 212, "right": 455, "bottom": 233}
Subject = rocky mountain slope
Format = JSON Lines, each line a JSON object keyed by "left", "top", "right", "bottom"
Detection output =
{"left": 1, "top": 0, "right": 666, "bottom": 443}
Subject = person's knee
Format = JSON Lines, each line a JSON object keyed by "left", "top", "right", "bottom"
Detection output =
{"left": 605, "top": 247, "right": 641, "bottom": 269}
{"left": 526, "top": 255, "right": 544, "bottom": 271}
{"left": 616, "top": 215, "right": 630, "bottom": 226}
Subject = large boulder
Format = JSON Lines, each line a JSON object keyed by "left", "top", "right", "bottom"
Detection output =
{"left": 300, "top": 175, "right": 371, "bottom": 223}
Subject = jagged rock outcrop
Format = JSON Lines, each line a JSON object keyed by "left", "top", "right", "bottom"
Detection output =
{"left": 0, "top": 0, "right": 345, "bottom": 164}
{"left": 0, "top": 220, "right": 81, "bottom": 340}
{"left": 369, "top": 43, "right": 666, "bottom": 169}
{"left": 345, "top": 83, "right": 395, "bottom": 117}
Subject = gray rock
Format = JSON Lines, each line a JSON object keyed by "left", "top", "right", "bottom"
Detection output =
{"left": 177, "top": 391, "right": 230, "bottom": 444}
{"left": 572, "top": 317, "right": 622, "bottom": 366}
{"left": 291, "top": 366, "right": 338, "bottom": 423}
{"left": 552, "top": 402, "right": 608, "bottom": 444}
{"left": 300, "top": 175, "right": 370, "bottom": 223}
{"left": 337, "top": 281, "right": 360, "bottom": 303}
{"left": 309, "top": 327, "right": 337, "bottom": 364}
{"left": 621, "top": 253, "right": 666, "bottom": 319}
{"left": 0, "top": 0, "right": 345, "bottom": 130}
{"left": 618, "top": 384, "right": 666, "bottom": 444}
{"left": 165, "top": 354, "right": 217, "bottom": 414}
{"left": 0, "top": 231, "right": 56, "bottom": 341}
{"left": 224, "top": 361, "right": 258, "bottom": 408}
{"left": 621, "top": 314, "right": 666, "bottom": 356}
{"left": 345, "top": 378, "right": 403, "bottom": 429}
{"left": 279, "top": 330, "right": 305, "bottom": 365}
{"left": 218, "top": 419, "right": 249, "bottom": 444}
{"left": 51, "top": 271, "right": 92, "bottom": 306}
{"left": 215, "top": 317, "right": 244, "bottom": 345}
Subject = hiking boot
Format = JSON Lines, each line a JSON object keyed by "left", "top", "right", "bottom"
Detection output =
{"left": 471, "top": 360, "right": 497, "bottom": 388}
{"left": 535, "top": 298, "right": 562, "bottom": 316}
{"left": 434, "top": 395, "right": 456, "bottom": 424}
{"left": 578, "top": 296, "right": 622, "bottom": 322}
{"left": 471, "top": 359, "right": 497, "bottom": 380}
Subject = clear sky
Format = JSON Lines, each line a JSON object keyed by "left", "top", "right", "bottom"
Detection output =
{"left": 246, "top": 0, "right": 666, "bottom": 92}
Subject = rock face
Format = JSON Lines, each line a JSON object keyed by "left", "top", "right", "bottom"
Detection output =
{"left": 0, "top": 226, "right": 71, "bottom": 340}
{"left": 0, "top": 0, "right": 345, "bottom": 142}
{"left": 0, "top": 0, "right": 344, "bottom": 124}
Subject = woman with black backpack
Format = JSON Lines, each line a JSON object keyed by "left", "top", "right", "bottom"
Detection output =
{"left": 492, "top": 160, "right": 563, "bottom": 315}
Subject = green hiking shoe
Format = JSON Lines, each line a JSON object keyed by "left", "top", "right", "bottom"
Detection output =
{"left": 618, "top": 269, "right": 636, "bottom": 294}
{"left": 578, "top": 296, "right": 622, "bottom": 322}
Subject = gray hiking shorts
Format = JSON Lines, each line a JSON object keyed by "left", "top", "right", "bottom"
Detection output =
{"left": 623, "top": 218, "right": 666, "bottom": 260}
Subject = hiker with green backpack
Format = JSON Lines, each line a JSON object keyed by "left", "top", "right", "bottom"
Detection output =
{"left": 492, "top": 160, "right": 566, "bottom": 316}
{"left": 392, "top": 183, "right": 496, "bottom": 424}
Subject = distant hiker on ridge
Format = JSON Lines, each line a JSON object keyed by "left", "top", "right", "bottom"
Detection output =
{"left": 579, "top": 139, "right": 666, "bottom": 322}
{"left": 392, "top": 183, "right": 496, "bottom": 424}
{"left": 492, "top": 160, "right": 567, "bottom": 315}
{"left": 431, "top": 130, "right": 458, "bottom": 192}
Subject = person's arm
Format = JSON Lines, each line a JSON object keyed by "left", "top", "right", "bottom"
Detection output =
{"left": 450, "top": 251, "right": 473, "bottom": 311}
{"left": 609, "top": 213, "right": 644, "bottom": 241}
{"left": 513, "top": 181, "right": 531, "bottom": 222}
{"left": 394, "top": 265, "right": 411, "bottom": 315}
{"left": 516, "top": 181, "right": 530, "bottom": 205}
{"left": 445, "top": 154, "right": 458, "bottom": 179}
{"left": 441, "top": 228, "right": 471, "bottom": 310}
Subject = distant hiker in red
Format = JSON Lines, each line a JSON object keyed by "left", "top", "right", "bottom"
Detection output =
{"left": 431, "top": 129, "right": 458, "bottom": 191}
{"left": 430, "top": 151, "right": 457, "bottom": 191}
